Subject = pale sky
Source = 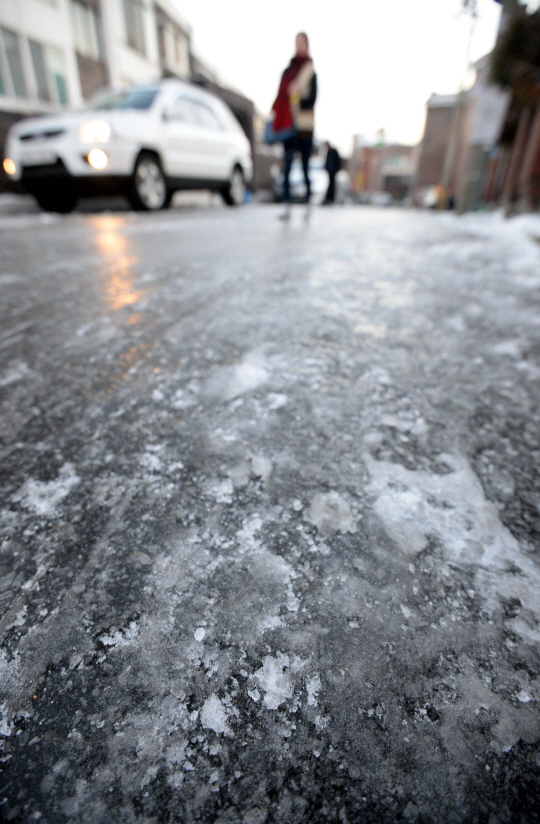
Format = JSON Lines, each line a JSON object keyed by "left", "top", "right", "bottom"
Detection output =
{"left": 175, "top": 0, "right": 504, "bottom": 155}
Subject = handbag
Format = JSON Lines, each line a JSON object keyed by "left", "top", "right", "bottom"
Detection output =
{"left": 265, "top": 120, "right": 296, "bottom": 145}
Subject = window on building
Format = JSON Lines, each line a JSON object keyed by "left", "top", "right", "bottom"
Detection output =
{"left": 123, "top": 0, "right": 145, "bottom": 55}
{"left": 69, "top": 0, "right": 102, "bottom": 61}
{"left": 174, "top": 33, "right": 188, "bottom": 76}
{"left": 29, "top": 40, "right": 51, "bottom": 101}
{"left": 160, "top": 21, "right": 189, "bottom": 78}
{"left": 1, "top": 28, "right": 27, "bottom": 98}
{"left": 47, "top": 48, "right": 69, "bottom": 104}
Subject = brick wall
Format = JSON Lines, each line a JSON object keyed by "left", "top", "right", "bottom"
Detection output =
{"left": 415, "top": 105, "right": 456, "bottom": 188}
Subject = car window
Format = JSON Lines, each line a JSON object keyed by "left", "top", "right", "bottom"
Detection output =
{"left": 91, "top": 88, "right": 158, "bottom": 110}
{"left": 191, "top": 101, "right": 222, "bottom": 130}
{"left": 167, "top": 96, "right": 197, "bottom": 123}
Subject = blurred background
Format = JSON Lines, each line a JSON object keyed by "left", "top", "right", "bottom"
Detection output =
{"left": 1, "top": 0, "right": 540, "bottom": 213}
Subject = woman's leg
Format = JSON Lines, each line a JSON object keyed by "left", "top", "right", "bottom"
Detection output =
{"left": 283, "top": 137, "right": 296, "bottom": 203}
{"left": 300, "top": 135, "right": 313, "bottom": 202}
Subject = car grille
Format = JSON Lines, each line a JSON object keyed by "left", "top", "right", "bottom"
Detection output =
{"left": 19, "top": 129, "right": 66, "bottom": 142}
{"left": 21, "top": 159, "right": 69, "bottom": 179}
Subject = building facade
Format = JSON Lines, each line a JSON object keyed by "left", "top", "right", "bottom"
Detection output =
{"left": 0, "top": 0, "right": 81, "bottom": 151}
{"left": 412, "top": 0, "right": 540, "bottom": 213}
{"left": 1, "top": 0, "right": 258, "bottom": 191}
{"left": 414, "top": 94, "right": 461, "bottom": 192}
{"left": 350, "top": 138, "right": 417, "bottom": 202}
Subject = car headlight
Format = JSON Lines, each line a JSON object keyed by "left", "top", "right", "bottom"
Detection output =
{"left": 3, "top": 158, "right": 16, "bottom": 175}
{"left": 86, "top": 149, "right": 109, "bottom": 169}
{"left": 79, "top": 121, "right": 111, "bottom": 143}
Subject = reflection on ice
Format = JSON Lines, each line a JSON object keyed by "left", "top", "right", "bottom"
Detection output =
{"left": 91, "top": 215, "right": 142, "bottom": 311}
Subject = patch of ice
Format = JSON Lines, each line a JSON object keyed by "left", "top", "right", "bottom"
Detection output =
{"left": 251, "top": 456, "right": 272, "bottom": 483}
{"left": 380, "top": 414, "right": 413, "bottom": 432}
{"left": 365, "top": 453, "right": 518, "bottom": 564}
{"left": 259, "top": 615, "right": 283, "bottom": 631}
{"left": 13, "top": 462, "right": 79, "bottom": 517}
{"left": 12, "top": 605, "right": 27, "bottom": 627}
{"left": 0, "top": 702, "right": 12, "bottom": 737}
{"left": 363, "top": 431, "right": 384, "bottom": 447}
{"left": 99, "top": 621, "right": 140, "bottom": 648}
{"left": 167, "top": 461, "right": 184, "bottom": 473}
{"left": 267, "top": 393, "right": 288, "bottom": 410}
{"left": 287, "top": 581, "right": 300, "bottom": 612}
{"left": 362, "top": 366, "right": 392, "bottom": 385}
{"left": 254, "top": 654, "right": 293, "bottom": 709}
{"left": 0, "top": 361, "right": 31, "bottom": 387}
{"left": 226, "top": 362, "right": 268, "bottom": 400}
{"left": 228, "top": 461, "right": 251, "bottom": 489}
{"left": 306, "top": 491, "right": 356, "bottom": 535}
{"left": 400, "top": 604, "right": 412, "bottom": 620}
{"left": 171, "top": 388, "right": 195, "bottom": 410}
{"left": 379, "top": 415, "right": 428, "bottom": 438}
{"left": 410, "top": 417, "right": 429, "bottom": 438}
{"left": 152, "top": 389, "right": 164, "bottom": 402}
{"left": 491, "top": 340, "right": 523, "bottom": 359}
{"left": 206, "top": 352, "right": 269, "bottom": 401}
{"left": 208, "top": 478, "right": 234, "bottom": 504}
{"left": 306, "top": 675, "right": 321, "bottom": 707}
{"left": 315, "top": 714, "right": 329, "bottom": 730}
{"left": 516, "top": 361, "right": 540, "bottom": 380}
{"left": 200, "top": 694, "right": 230, "bottom": 734}
{"left": 140, "top": 452, "right": 162, "bottom": 472}
{"left": 446, "top": 314, "right": 466, "bottom": 332}
{"left": 194, "top": 627, "right": 206, "bottom": 642}
{"left": 236, "top": 515, "right": 263, "bottom": 553}
{"left": 0, "top": 274, "right": 25, "bottom": 285}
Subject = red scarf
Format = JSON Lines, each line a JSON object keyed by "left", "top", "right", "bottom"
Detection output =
{"left": 272, "top": 55, "right": 311, "bottom": 131}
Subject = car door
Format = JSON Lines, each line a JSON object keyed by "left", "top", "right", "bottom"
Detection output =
{"left": 161, "top": 96, "right": 206, "bottom": 179}
{"left": 190, "top": 99, "right": 232, "bottom": 181}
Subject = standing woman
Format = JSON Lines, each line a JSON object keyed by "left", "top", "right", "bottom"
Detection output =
{"left": 271, "top": 32, "right": 317, "bottom": 219}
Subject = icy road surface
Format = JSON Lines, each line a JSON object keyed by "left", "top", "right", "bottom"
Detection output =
{"left": 1, "top": 204, "right": 540, "bottom": 823}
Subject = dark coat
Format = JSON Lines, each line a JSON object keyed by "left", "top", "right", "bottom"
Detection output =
{"left": 325, "top": 147, "right": 341, "bottom": 175}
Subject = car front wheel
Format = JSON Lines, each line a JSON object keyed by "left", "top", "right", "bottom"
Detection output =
{"left": 128, "top": 153, "right": 168, "bottom": 211}
{"left": 221, "top": 166, "right": 245, "bottom": 206}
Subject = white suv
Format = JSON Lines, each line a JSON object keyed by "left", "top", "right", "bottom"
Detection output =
{"left": 3, "top": 79, "right": 253, "bottom": 213}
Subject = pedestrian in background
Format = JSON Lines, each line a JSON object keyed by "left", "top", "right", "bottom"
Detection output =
{"left": 323, "top": 142, "right": 342, "bottom": 205}
{"left": 271, "top": 32, "right": 317, "bottom": 220}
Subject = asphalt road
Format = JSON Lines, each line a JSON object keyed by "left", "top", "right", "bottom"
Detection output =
{"left": 1, "top": 201, "right": 540, "bottom": 824}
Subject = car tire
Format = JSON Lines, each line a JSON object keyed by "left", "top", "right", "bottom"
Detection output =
{"left": 128, "top": 152, "right": 168, "bottom": 211}
{"left": 221, "top": 166, "right": 245, "bottom": 206}
{"left": 34, "top": 186, "right": 77, "bottom": 214}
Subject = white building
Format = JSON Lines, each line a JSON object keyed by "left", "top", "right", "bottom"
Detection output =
{"left": 0, "top": 0, "right": 193, "bottom": 173}
{"left": 0, "top": 1, "right": 263, "bottom": 191}
{"left": 0, "top": 0, "right": 82, "bottom": 116}
{"left": 101, "top": 0, "right": 191, "bottom": 90}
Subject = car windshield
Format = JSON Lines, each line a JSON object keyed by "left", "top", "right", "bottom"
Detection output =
{"left": 89, "top": 88, "right": 159, "bottom": 111}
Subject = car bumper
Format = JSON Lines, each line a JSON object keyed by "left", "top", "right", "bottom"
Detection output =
{"left": 5, "top": 139, "right": 136, "bottom": 184}
{"left": 16, "top": 158, "right": 129, "bottom": 196}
